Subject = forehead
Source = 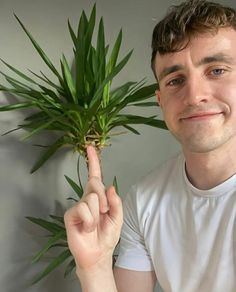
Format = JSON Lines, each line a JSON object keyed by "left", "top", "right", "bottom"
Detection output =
{"left": 154, "top": 28, "right": 236, "bottom": 78}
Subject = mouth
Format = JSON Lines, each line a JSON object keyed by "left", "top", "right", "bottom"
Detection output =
{"left": 180, "top": 111, "right": 224, "bottom": 122}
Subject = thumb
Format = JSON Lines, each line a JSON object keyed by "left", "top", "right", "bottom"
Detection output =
{"left": 106, "top": 186, "right": 123, "bottom": 224}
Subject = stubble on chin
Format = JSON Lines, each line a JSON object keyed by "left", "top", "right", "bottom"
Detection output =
{"left": 173, "top": 123, "right": 234, "bottom": 154}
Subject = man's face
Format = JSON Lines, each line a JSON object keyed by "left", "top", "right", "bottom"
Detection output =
{"left": 155, "top": 28, "right": 236, "bottom": 154}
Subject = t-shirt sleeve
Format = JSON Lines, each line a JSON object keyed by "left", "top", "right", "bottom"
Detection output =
{"left": 115, "top": 185, "right": 154, "bottom": 271}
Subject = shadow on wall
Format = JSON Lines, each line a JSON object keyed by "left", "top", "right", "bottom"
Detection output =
{"left": 0, "top": 132, "right": 81, "bottom": 291}
{"left": 3, "top": 193, "right": 80, "bottom": 292}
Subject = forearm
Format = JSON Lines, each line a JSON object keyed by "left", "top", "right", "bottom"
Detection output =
{"left": 77, "top": 258, "right": 117, "bottom": 292}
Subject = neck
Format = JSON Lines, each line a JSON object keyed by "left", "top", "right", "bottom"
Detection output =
{"left": 183, "top": 141, "right": 236, "bottom": 190}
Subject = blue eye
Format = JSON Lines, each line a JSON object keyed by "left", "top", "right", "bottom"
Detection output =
{"left": 212, "top": 68, "right": 225, "bottom": 75}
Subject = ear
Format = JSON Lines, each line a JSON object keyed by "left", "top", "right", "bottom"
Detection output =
{"left": 155, "top": 89, "right": 162, "bottom": 108}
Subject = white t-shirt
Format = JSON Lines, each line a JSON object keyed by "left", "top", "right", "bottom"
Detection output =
{"left": 115, "top": 154, "right": 236, "bottom": 292}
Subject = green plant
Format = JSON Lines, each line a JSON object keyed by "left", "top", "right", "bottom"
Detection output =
{"left": 0, "top": 4, "right": 167, "bottom": 284}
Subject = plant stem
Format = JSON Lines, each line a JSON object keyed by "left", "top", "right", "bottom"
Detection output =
{"left": 76, "top": 155, "right": 83, "bottom": 191}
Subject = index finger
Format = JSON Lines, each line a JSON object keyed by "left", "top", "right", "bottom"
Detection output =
{"left": 87, "top": 145, "right": 102, "bottom": 180}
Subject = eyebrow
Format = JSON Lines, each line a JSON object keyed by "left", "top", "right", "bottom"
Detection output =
{"left": 197, "top": 53, "right": 234, "bottom": 66}
{"left": 158, "top": 64, "right": 184, "bottom": 82}
{"left": 157, "top": 53, "right": 235, "bottom": 82}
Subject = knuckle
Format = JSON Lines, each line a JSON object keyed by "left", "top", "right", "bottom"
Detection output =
{"left": 64, "top": 203, "right": 78, "bottom": 220}
{"left": 89, "top": 176, "right": 104, "bottom": 189}
{"left": 84, "top": 180, "right": 105, "bottom": 198}
{"left": 77, "top": 201, "right": 88, "bottom": 211}
{"left": 81, "top": 193, "right": 97, "bottom": 206}
{"left": 88, "top": 176, "right": 100, "bottom": 184}
{"left": 86, "top": 192, "right": 99, "bottom": 202}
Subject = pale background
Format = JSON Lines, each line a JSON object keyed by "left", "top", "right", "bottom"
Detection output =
{"left": 0, "top": 0, "right": 234, "bottom": 291}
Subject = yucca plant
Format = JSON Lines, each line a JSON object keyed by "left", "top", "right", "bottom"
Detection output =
{"left": 0, "top": 4, "right": 167, "bottom": 284}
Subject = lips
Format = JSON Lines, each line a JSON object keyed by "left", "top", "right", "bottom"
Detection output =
{"left": 180, "top": 111, "right": 223, "bottom": 121}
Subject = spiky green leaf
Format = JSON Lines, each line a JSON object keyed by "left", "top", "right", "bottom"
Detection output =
{"left": 65, "top": 175, "right": 83, "bottom": 199}
{"left": 131, "top": 101, "right": 158, "bottom": 107}
{"left": 31, "top": 249, "right": 71, "bottom": 285}
{"left": 64, "top": 258, "right": 76, "bottom": 278}
{"left": 49, "top": 215, "right": 64, "bottom": 225}
{"left": 123, "top": 124, "right": 140, "bottom": 135}
{"left": 26, "top": 216, "right": 66, "bottom": 234}
{"left": 113, "top": 176, "right": 119, "bottom": 194}
{"left": 0, "top": 102, "right": 36, "bottom": 111}
{"left": 30, "top": 136, "right": 66, "bottom": 173}
{"left": 14, "top": 14, "right": 63, "bottom": 84}
{"left": 106, "top": 29, "right": 122, "bottom": 74}
{"left": 32, "top": 231, "right": 66, "bottom": 263}
{"left": 61, "top": 55, "right": 76, "bottom": 103}
{"left": 89, "top": 50, "right": 133, "bottom": 110}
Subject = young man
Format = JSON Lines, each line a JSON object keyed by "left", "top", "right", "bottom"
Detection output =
{"left": 64, "top": 0, "right": 236, "bottom": 291}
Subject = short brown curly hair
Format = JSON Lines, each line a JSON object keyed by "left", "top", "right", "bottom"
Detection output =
{"left": 151, "top": 0, "right": 236, "bottom": 75}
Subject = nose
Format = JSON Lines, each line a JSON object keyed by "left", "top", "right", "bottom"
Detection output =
{"left": 183, "top": 75, "right": 210, "bottom": 106}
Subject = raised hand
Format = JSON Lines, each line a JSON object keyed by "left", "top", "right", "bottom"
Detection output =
{"left": 64, "top": 145, "right": 123, "bottom": 272}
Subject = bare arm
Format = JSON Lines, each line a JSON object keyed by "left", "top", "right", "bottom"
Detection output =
{"left": 64, "top": 146, "right": 156, "bottom": 292}
{"left": 114, "top": 267, "right": 157, "bottom": 292}
{"left": 64, "top": 146, "right": 123, "bottom": 292}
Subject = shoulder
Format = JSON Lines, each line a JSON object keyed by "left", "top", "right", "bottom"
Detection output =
{"left": 123, "top": 152, "right": 184, "bottom": 212}
{"left": 136, "top": 152, "right": 184, "bottom": 197}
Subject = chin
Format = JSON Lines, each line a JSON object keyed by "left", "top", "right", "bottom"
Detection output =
{"left": 183, "top": 139, "right": 228, "bottom": 153}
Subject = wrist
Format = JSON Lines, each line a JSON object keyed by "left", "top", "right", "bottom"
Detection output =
{"left": 76, "top": 256, "right": 117, "bottom": 292}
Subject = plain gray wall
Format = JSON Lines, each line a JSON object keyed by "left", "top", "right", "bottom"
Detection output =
{"left": 0, "top": 0, "right": 235, "bottom": 292}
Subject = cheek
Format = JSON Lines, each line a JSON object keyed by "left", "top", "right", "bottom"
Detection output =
{"left": 158, "top": 85, "right": 183, "bottom": 106}
{"left": 158, "top": 88, "right": 184, "bottom": 123}
{"left": 215, "top": 85, "right": 236, "bottom": 114}
{"left": 214, "top": 76, "right": 236, "bottom": 100}
{"left": 160, "top": 99, "right": 179, "bottom": 126}
{"left": 160, "top": 94, "right": 180, "bottom": 112}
